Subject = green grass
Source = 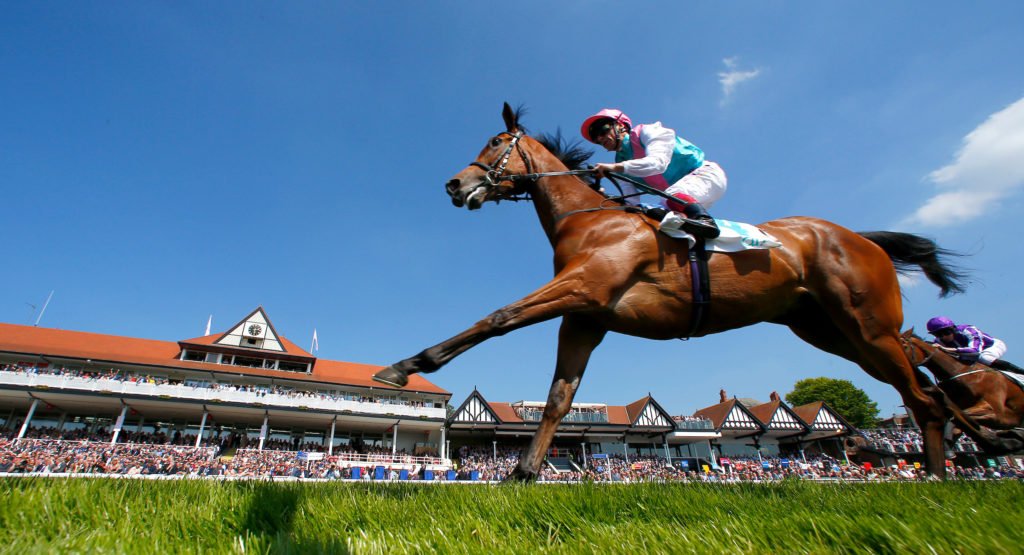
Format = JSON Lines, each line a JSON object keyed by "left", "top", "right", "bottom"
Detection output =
{"left": 1, "top": 479, "right": 1021, "bottom": 554}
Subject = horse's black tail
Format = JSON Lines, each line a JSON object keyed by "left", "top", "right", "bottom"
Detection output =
{"left": 858, "top": 231, "right": 969, "bottom": 297}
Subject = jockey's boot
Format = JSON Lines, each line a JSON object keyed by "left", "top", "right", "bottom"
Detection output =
{"left": 680, "top": 202, "right": 720, "bottom": 239}
{"left": 991, "top": 359, "right": 1024, "bottom": 375}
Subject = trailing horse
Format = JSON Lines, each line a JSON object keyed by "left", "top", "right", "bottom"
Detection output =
{"left": 375, "top": 103, "right": 970, "bottom": 480}
{"left": 901, "top": 330, "right": 1024, "bottom": 452}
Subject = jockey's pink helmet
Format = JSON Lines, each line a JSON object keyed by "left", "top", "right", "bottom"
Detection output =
{"left": 581, "top": 108, "right": 632, "bottom": 143}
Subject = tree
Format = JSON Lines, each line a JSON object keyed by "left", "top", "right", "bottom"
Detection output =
{"left": 785, "top": 377, "right": 880, "bottom": 429}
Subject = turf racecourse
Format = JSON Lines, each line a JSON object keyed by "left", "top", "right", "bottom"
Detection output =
{"left": 1, "top": 479, "right": 1021, "bottom": 554}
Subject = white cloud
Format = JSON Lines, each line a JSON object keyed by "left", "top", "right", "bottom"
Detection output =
{"left": 718, "top": 57, "right": 761, "bottom": 107}
{"left": 907, "top": 96, "right": 1024, "bottom": 226}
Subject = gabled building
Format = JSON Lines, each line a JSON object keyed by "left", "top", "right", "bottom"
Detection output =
{"left": 446, "top": 390, "right": 717, "bottom": 461}
{"left": 0, "top": 307, "right": 451, "bottom": 457}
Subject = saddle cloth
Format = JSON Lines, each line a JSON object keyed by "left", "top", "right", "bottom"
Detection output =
{"left": 659, "top": 214, "right": 783, "bottom": 252}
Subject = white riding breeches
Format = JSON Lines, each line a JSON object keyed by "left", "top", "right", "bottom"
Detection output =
{"left": 979, "top": 338, "right": 1008, "bottom": 366}
{"left": 665, "top": 161, "right": 728, "bottom": 208}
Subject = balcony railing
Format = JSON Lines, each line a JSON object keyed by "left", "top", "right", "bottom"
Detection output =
{"left": 0, "top": 371, "right": 446, "bottom": 419}
{"left": 672, "top": 419, "right": 715, "bottom": 431}
{"left": 517, "top": 409, "right": 609, "bottom": 423}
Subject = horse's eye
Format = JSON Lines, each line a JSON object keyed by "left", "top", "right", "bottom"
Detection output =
{"left": 490, "top": 137, "right": 503, "bottom": 148}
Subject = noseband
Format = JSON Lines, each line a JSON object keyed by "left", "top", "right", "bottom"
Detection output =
{"left": 901, "top": 337, "right": 936, "bottom": 368}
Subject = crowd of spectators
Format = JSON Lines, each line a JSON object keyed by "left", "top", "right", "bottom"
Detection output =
{"left": 1, "top": 433, "right": 1021, "bottom": 481}
{"left": 859, "top": 427, "right": 980, "bottom": 453}
{"left": 0, "top": 363, "right": 437, "bottom": 410}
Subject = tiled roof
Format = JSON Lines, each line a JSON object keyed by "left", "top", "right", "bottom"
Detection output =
{"left": 178, "top": 333, "right": 313, "bottom": 358}
{"left": 747, "top": 400, "right": 780, "bottom": 425}
{"left": 791, "top": 401, "right": 825, "bottom": 424}
{"left": 624, "top": 396, "right": 650, "bottom": 423}
{"left": 0, "top": 322, "right": 448, "bottom": 395}
{"left": 693, "top": 399, "right": 736, "bottom": 428}
{"left": 605, "top": 405, "right": 631, "bottom": 425}
{"left": 488, "top": 402, "right": 524, "bottom": 423}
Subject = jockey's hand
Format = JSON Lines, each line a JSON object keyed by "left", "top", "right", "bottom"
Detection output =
{"left": 593, "top": 163, "right": 624, "bottom": 178}
{"left": 935, "top": 344, "right": 958, "bottom": 354}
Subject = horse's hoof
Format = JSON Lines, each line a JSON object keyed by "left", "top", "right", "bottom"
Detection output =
{"left": 501, "top": 468, "right": 539, "bottom": 484}
{"left": 373, "top": 366, "right": 409, "bottom": 388}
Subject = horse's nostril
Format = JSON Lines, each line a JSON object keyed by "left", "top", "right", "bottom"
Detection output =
{"left": 446, "top": 179, "right": 460, "bottom": 195}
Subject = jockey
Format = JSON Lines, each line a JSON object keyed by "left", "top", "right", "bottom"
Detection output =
{"left": 581, "top": 108, "right": 726, "bottom": 239}
{"left": 926, "top": 316, "right": 1024, "bottom": 374}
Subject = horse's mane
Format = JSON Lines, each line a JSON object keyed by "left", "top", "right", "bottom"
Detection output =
{"left": 535, "top": 130, "right": 596, "bottom": 186}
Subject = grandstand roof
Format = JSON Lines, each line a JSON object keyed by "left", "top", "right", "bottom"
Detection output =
{"left": 694, "top": 398, "right": 765, "bottom": 435}
{"left": 747, "top": 399, "right": 809, "bottom": 436}
{"left": 791, "top": 401, "right": 853, "bottom": 439}
{"left": 0, "top": 322, "right": 449, "bottom": 396}
{"left": 447, "top": 391, "right": 671, "bottom": 430}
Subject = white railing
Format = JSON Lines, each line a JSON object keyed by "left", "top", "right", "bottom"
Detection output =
{"left": 233, "top": 448, "right": 451, "bottom": 468}
{"left": 0, "top": 371, "right": 446, "bottom": 419}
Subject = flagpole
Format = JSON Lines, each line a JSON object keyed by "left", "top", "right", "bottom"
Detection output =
{"left": 34, "top": 291, "right": 54, "bottom": 327}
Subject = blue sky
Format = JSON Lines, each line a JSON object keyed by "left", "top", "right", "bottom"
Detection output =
{"left": 3, "top": 2, "right": 1023, "bottom": 419}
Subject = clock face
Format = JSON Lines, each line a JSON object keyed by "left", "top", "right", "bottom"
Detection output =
{"left": 247, "top": 324, "right": 263, "bottom": 337}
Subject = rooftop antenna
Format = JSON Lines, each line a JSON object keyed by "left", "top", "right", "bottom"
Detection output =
{"left": 34, "top": 290, "right": 54, "bottom": 327}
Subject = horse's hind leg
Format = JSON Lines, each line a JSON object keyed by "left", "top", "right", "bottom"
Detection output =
{"left": 504, "top": 315, "right": 606, "bottom": 482}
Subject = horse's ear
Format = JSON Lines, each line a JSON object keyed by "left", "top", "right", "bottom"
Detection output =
{"left": 502, "top": 102, "right": 518, "bottom": 132}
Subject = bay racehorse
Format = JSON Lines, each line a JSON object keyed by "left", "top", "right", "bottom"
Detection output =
{"left": 375, "top": 103, "right": 970, "bottom": 480}
{"left": 901, "top": 330, "right": 1024, "bottom": 452}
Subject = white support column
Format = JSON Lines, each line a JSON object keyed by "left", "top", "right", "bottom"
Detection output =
{"left": 195, "top": 410, "right": 209, "bottom": 448}
{"left": 440, "top": 426, "right": 447, "bottom": 460}
{"left": 136, "top": 416, "right": 145, "bottom": 434}
{"left": 581, "top": 442, "right": 587, "bottom": 469}
{"left": 328, "top": 416, "right": 337, "bottom": 456}
{"left": 707, "top": 440, "right": 717, "bottom": 466}
{"left": 16, "top": 399, "right": 40, "bottom": 440}
{"left": 111, "top": 405, "right": 128, "bottom": 444}
{"left": 663, "top": 438, "right": 671, "bottom": 463}
{"left": 623, "top": 435, "right": 629, "bottom": 464}
{"left": 391, "top": 422, "right": 399, "bottom": 456}
{"left": 258, "top": 414, "right": 269, "bottom": 451}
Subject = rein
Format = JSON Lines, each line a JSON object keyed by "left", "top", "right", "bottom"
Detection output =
{"left": 902, "top": 336, "right": 997, "bottom": 385}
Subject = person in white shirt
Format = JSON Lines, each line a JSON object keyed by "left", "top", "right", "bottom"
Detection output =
{"left": 581, "top": 108, "right": 727, "bottom": 239}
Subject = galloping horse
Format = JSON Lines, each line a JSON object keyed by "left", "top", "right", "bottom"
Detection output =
{"left": 374, "top": 103, "right": 969, "bottom": 480}
{"left": 901, "top": 330, "right": 1024, "bottom": 451}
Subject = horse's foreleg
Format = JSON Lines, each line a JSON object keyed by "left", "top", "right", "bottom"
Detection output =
{"left": 504, "top": 315, "right": 606, "bottom": 482}
{"left": 375, "top": 270, "right": 599, "bottom": 387}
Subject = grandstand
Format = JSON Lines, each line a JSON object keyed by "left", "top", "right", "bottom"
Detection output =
{"left": 2, "top": 307, "right": 1022, "bottom": 481}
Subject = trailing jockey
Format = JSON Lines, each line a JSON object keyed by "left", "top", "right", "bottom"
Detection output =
{"left": 927, "top": 316, "right": 1024, "bottom": 375}
{"left": 581, "top": 108, "right": 726, "bottom": 239}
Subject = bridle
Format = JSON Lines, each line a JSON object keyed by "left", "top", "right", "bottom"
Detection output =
{"left": 901, "top": 336, "right": 936, "bottom": 368}
{"left": 465, "top": 131, "right": 603, "bottom": 203}
{"left": 901, "top": 335, "right": 992, "bottom": 384}
{"left": 467, "top": 131, "right": 536, "bottom": 202}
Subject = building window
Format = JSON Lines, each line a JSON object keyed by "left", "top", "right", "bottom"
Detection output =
{"left": 277, "top": 361, "right": 308, "bottom": 373}
{"left": 233, "top": 357, "right": 263, "bottom": 368}
{"left": 182, "top": 351, "right": 205, "bottom": 362}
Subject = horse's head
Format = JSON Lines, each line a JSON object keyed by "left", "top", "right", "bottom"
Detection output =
{"left": 901, "top": 328, "right": 937, "bottom": 367}
{"left": 446, "top": 103, "right": 538, "bottom": 210}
